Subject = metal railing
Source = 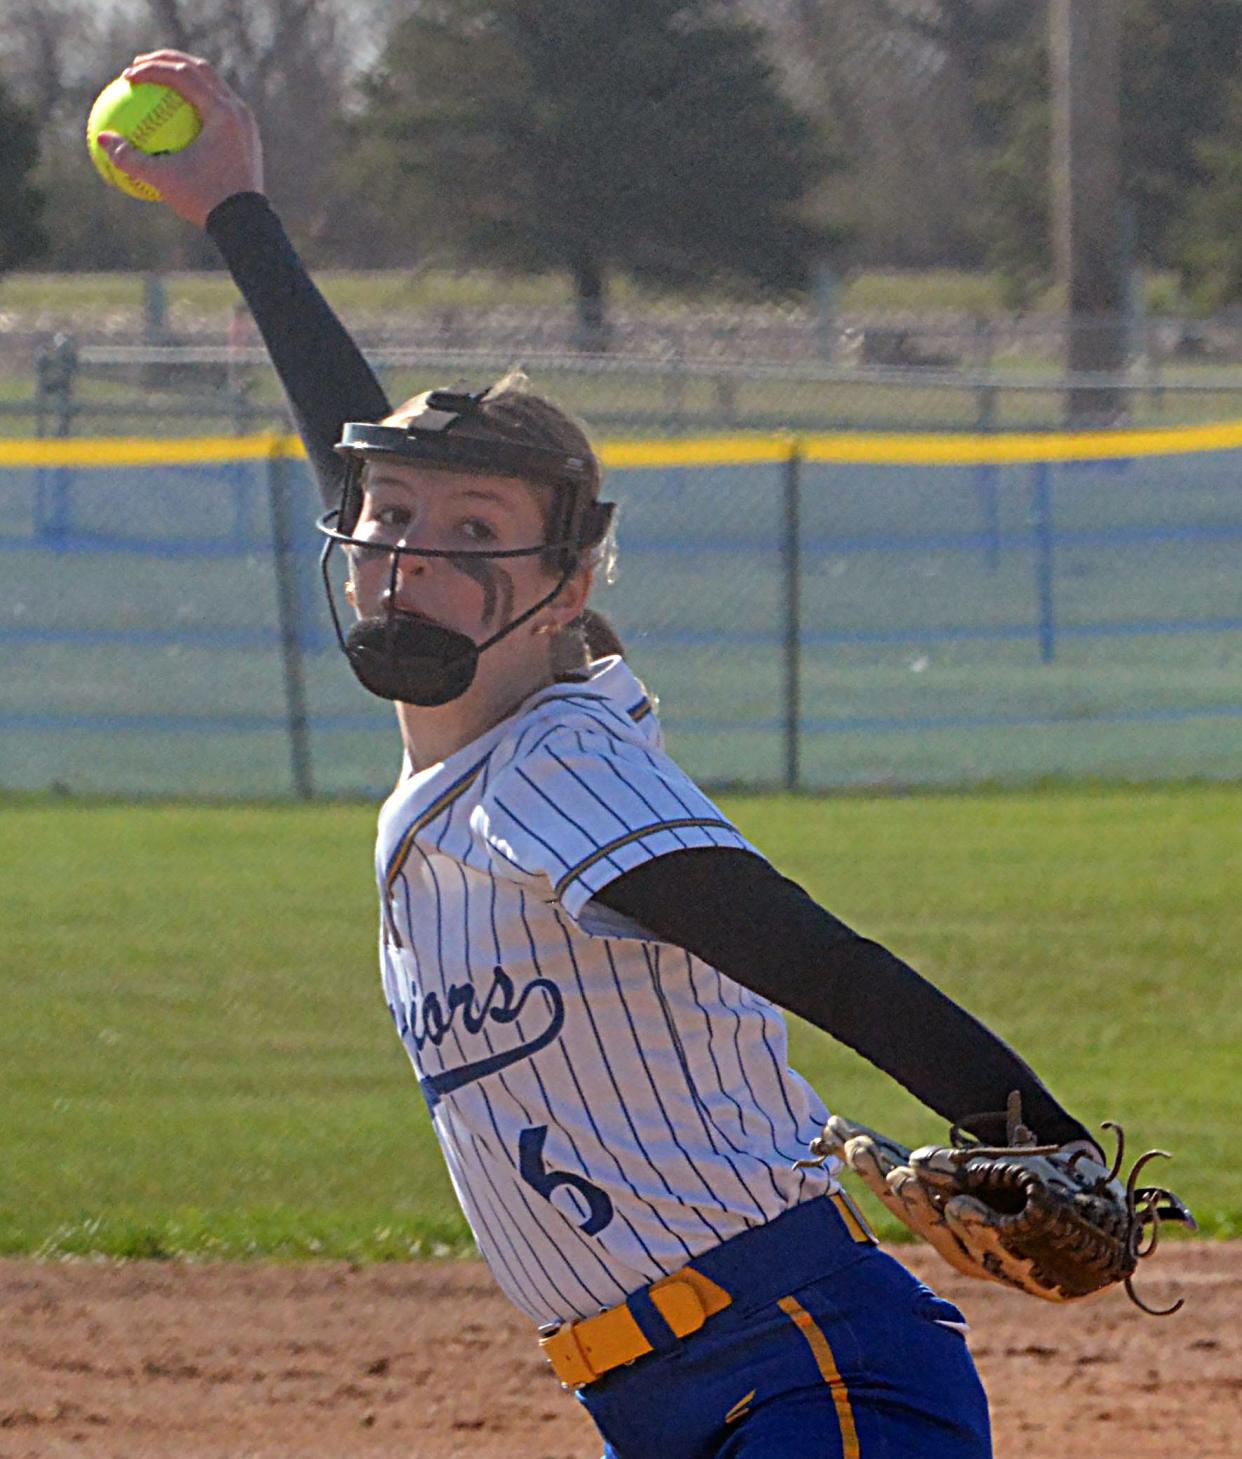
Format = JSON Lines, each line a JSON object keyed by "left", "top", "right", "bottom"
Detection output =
{"left": 6, "top": 333, "right": 1242, "bottom": 440}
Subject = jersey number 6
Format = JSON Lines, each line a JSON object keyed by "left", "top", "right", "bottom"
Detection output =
{"left": 518, "top": 1125, "right": 614, "bottom": 1236}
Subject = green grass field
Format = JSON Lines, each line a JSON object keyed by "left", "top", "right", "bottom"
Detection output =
{"left": 2, "top": 783, "right": 1236, "bottom": 1261}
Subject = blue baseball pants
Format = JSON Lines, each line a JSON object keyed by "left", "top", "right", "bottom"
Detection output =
{"left": 577, "top": 1196, "right": 992, "bottom": 1458}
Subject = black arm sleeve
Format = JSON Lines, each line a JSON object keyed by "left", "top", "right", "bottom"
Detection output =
{"left": 594, "top": 847, "right": 1094, "bottom": 1149}
{"left": 204, "top": 192, "right": 391, "bottom": 506}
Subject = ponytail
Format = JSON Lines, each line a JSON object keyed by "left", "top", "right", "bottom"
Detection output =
{"left": 579, "top": 609, "right": 626, "bottom": 660}
{"left": 550, "top": 608, "right": 626, "bottom": 679}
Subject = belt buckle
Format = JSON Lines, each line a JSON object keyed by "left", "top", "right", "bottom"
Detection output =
{"left": 538, "top": 1319, "right": 597, "bottom": 1390}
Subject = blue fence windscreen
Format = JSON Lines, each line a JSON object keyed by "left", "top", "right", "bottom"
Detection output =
{"left": 1, "top": 449, "right": 1239, "bottom": 796}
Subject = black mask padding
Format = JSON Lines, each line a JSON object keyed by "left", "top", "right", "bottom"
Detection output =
{"left": 344, "top": 614, "right": 480, "bottom": 707}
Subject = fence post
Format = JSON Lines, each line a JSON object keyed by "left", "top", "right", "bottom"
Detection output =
{"left": 664, "top": 336, "right": 687, "bottom": 433}
{"left": 975, "top": 381, "right": 1001, "bottom": 572}
{"left": 266, "top": 448, "right": 314, "bottom": 799}
{"left": 782, "top": 442, "right": 803, "bottom": 791}
{"left": 33, "top": 335, "right": 78, "bottom": 545}
{"left": 1030, "top": 461, "right": 1057, "bottom": 663}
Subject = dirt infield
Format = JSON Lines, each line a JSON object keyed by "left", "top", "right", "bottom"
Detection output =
{"left": 1, "top": 1242, "right": 1236, "bottom": 1459}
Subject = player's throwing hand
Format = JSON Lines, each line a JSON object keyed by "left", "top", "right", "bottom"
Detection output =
{"left": 95, "top": 51, "right": 262, "bottom": 227}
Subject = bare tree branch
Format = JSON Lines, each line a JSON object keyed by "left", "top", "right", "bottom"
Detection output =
{"left": 146, "top": 0, "right": 196, "bottom": 53}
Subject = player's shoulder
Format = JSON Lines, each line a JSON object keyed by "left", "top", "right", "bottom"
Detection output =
{"left": 489, "top": 656, "right": 660, "bottom": 776}
{"left": 475, "top": 659, "right": 746, "bottom": 894}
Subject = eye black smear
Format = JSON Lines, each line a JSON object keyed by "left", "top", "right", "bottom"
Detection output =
{"left": 449, "top": 554, "right": 514, "bottom": 626}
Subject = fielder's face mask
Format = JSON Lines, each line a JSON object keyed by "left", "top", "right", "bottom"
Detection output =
{"left": 317, "top": 388, "right": 615, "bottom": 707}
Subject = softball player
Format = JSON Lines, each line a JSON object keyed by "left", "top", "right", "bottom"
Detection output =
{"left": 104, "top": 52, "right": 1108, "bottom": 1458}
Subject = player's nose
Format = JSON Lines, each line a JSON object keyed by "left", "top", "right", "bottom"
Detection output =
{"left": 381, "top": 543, "right": 430, "bottom": 608}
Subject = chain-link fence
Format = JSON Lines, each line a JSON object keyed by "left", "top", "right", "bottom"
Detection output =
{"left": 3, "top": 426, "right": 1239, "bottom": 797}
{"left": 6, "top": 309, "right": 1242, "bottom": 441}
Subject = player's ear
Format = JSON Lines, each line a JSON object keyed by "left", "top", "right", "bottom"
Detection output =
{"left": 554, "top": 564, "right": 593, "bottom": 627}
{"left": 529, "top": 565, "right": 591, "bottom": 640}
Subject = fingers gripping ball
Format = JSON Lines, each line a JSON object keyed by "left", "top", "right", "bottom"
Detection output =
{"left": 86, "top": 78, "right": 201, "bottom": 201}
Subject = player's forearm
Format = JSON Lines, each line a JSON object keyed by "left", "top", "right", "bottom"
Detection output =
{"left": 205, "top": 192, "right": 391, "bottom": 506}
{"left": 776, "top": 931, "right": 1093, "bottom": 1148}
{"left": 596, "top": 848, "right": 1094, "bottom": 1148}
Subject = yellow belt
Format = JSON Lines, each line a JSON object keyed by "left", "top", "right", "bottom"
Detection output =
{"left": 539, "top": 1192, "right": 875, "bottom": 1389}
{"left": 540, "top": 1265, "right": 733, "bottom": 1388}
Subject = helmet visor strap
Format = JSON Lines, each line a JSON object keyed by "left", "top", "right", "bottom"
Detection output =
{"left": 318, "top": 525, "right": 576, "bottom": 706}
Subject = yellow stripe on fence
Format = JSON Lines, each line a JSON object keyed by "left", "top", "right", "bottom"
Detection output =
{"left": 601, "top": 419, "right": 1242, "bottom": 467}
{"left": 800, "top": 419, "right": 1242, "bottom": 465}
{"left": 599, "top": 434, "right": 796, "bottom": 468}
{"left": 0, "top": 433, "right": 305, "bottom": 468}
{"left": 6, "top": 418, "right": 1242, "bottom": 470}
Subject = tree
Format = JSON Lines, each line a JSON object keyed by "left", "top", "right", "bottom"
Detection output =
{"left": 137, "top": 0, "right": 357, "bottom": 253}
{"left": 0, "top": 0, "right": 366, "bottom": 269}
{"left": 1121, "top": 0, "right": 1242, "bottom": 261}
{"left": 1176, "top": 78, "right": 1242, "bottom": 309}
{"left": 975, "top": 30, "right": 1051, "bottom": 310}
{"left": 974, "top": 0, "right": 1242, "bottom": 307}
{"left": 851, "top": 0, "right": 1032, "bottom": 87}
{"left": 742, "top": 0, "right": 1034, "bottom": 268}
{"left": 0, "top": 75, "right": 48, "bottom": 274}
{"left": 350, "top": 0, "right": 833, "bottom": 347}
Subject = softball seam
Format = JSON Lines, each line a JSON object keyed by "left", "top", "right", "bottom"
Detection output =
{"left": 130, "top": 91, "right": 188, "bottom": 151}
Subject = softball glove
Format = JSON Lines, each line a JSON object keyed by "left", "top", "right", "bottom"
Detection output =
{"left": 801, "top": 1092, "right": 1196, "bottom": 1314}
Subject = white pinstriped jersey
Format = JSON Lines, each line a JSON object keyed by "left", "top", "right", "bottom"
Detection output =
{"left": 376, "top": 656, "right": 837, "bottom": 1325}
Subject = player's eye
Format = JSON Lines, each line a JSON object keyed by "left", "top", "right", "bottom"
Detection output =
{"left": 461, "top": 518, "right": 498, "bottom": 543}
{"left": 369, "top": 504, "right": 410, "bottom": 530}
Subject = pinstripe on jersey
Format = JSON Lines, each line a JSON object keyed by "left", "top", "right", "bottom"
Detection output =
{"left": 375, "top": 656, "right": 836, "bottom": 1325}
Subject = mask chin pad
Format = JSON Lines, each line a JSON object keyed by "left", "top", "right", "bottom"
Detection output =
{"left": 345, "top": 615, "right": 480, "bottom": 707}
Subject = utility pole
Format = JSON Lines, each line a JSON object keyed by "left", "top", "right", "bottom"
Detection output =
{"left": 1050, "top": 0, "right": 1124, "bottom": 425}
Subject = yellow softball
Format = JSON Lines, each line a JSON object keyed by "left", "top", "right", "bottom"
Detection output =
{"left": 86, "top": 78, "right": 202, "bottom": 202}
